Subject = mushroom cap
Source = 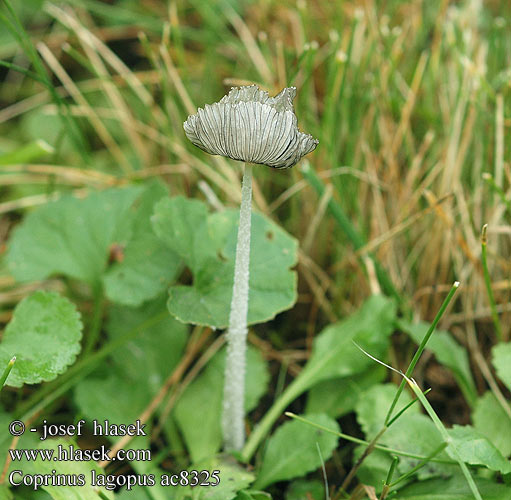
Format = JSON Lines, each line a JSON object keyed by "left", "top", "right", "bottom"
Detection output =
{"left": 183, "top": 85, "right": 319, "bottom": 169}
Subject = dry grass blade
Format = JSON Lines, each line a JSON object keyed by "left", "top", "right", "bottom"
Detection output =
{"left": 223, "top": 4, "right": 273, "bottom": 85}
{"left": 36, "top": 42, "right": 131, "bottom": 172}
{"left": 47, "top": 5, "right": 148, "bottom": 165}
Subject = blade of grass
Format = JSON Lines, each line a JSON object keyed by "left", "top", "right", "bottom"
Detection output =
{"left": 389, "top": 443, "right": 447, "bottom": 489}
{"left": 386, "top": 388, "right": 432, "bottom": 427}
{"left": 406, "top": 378, "right": 482, "bottom": 500}
{"left": 316, "top": 441, "right": 329, "bottom": 500}
{"left": 46, "top": 3, "right": 146, "bottom": 168}
{"left": 0, "top": 140, "right": 54, "bottom": 165}
{"left": 384, "top": 281, "right": 460, "bottom": 425}
{"left": 0, "top": 59, "right": 46, "bottom": 84}
{"left": 482, "top": 173, "right": 511, "bottom": 212}
{"left": 0, "top": 357, "right": 16, "bottom": 390}
{"left": 300, "top": 161, "right": 404, "bottom": 306}
{"left": 284, "top": 413, "right": 455, "bottom": 465}
{"left": 0, "top": 0, "right": 90, "bottom": 161}
{"left": 379, "top": 456, "right": 398, "bottom": 500}
{"left": 37, "top": 41, "right": 130, "bottom": 172}
{"left": 480, "top": 224, "right": 503, "bottom": 341}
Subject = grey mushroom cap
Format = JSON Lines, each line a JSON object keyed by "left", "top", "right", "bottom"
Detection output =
{"left": 183, "top": 85, "right": 319, "bottom": 169}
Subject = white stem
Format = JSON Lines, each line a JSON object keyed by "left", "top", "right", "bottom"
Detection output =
{"left": 222, "top": 163, "right": 253, "bottom": 451}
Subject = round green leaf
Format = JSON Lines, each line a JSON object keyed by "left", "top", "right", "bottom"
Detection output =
{"left": 2, "top": 291, "right": 83, "bottom": 387}
{"left": 104, "top": 181, "right": 181, "bottom": 307}
{"left": 7, "top": 187, "right": 142, "bottom": 285}
{"left": 153, "top": 197, "right": 298, "bottom": 328}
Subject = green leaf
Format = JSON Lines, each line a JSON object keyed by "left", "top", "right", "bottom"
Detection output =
{"left": 285, "top": 480, "right": 324, "bottom": 500}
{"left": 75, "top": 295, "right": 188, "bottom": 500}
{"left": 174, "top": 346, "right": 269, "bottom": 462}
{"left": 104, "top": 181, "right": 181, "bottom": 306}
{"left": 397, "top": 474, "right": 511, "bottom": 500}
{"left": 174, "top": 457, "right": 254, "bottom": 500}
{"left": 75, "top": 370, "right": 150, "bottom": 429}
{"left": 0, "top": 485, "right": 13, "bottom": 500}
{"left": 355, "top": 384, "right": 452, "bottom": 480}
{"left": 21, "top": 438, "right": 114, "bottom": 500}
{"left": 253, "top": 414, "right": 339, "bottom": 489}
{"left": 75, "top": 366, "right": 169, "bottom": 500}
{"left": 106, "top": 295, "right": 188, "bottom": 394}
{"left": 7, "top": 187, "right": 142, "bottom": 285}
{"left": 355, "top": 384, "right": 418, "bottom": 439}
{"left": 383, "top": 415, "right": 452, "bottom": 479}
{"left": 447, "top": 425, "right": 511, "bottom": 474}
{"left": 152, "top": 196, "right": 213, "bottom": 272}
{"left": 235, "top": 491, "right": 272, "bottom": 500}
{"left": 473, "top": 391, "right": 511, "bottom": 457}
{"left": 152, "top": 197, "right": 298, "bottom": 328}
{"left": 240, "top": 296, "right": 397, "bottom": 462}
{"left": 75, "top": 297, "right": 188, "bottom": 430}
{"left": 299, "top": 295, "right": 396, "bottom": 388}
{"left": 2, "top": 291, "right": 82, "bottom": 387}
{"left": 399, "top": 320, "right": 477, "bottom": 405}
{"left": 76, "top": 377, "right": 164, "bottom": 497}
{"left": 305, "top": 365, "right": 386, "bottom": 418}
{"left": 492, "top": 342, "right": 511, "bottom": 391}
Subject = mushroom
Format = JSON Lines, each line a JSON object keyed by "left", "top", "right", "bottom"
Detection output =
{"left": 184, "top": 85, "right": 318, "bottom": 451}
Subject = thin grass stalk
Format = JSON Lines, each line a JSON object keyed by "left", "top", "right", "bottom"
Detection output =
{"left": 386, "top": 388, "right": 431, "bottom": 427}
{"left": 379, "top": 456, "right": 398, "bottom": 500}
{"left": 384, "top": 281, "right": 459, "bottom": 425}
{"left": 0, "top": 357, "right": 16, "bottom": 390}
{"left": 222, "top": 163, "right": 253, "bottom": 451}
{"left": 480, "top": 224, "right": 503, "bottom": 341}
{"left": 0, "top": 0, "right": 89, "bottom": 160}
{"left": 300, "top": 162, "right": 403, "bottom": 306}
{"left": 406, "top": 378, "right": 482, "bottom": 500}
{"left": 389, "top": 442, "right": 447, "bottom": 489}
{"left": 482, "top": 173, "right": 511, "bottom": 213}
{"left": 284, "top": 413, "right": 456, "bottom": 464}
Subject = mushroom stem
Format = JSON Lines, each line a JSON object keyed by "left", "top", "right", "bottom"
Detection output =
{"left": 222, "top": 162, "right": 253, "bottom": 451}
